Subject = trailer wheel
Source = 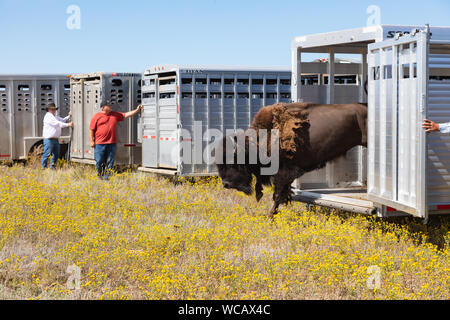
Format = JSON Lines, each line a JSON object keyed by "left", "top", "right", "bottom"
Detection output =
{"left": 59, "top": 143, "right": 69, "bottom": 160}
{"left": 29, "top": 141, "right": 44, "bottom": 158}
{"left": 27, "top": 141, "right": 44, "bottom": 167}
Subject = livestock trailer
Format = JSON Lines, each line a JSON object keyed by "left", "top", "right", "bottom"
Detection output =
{"left": 69, "top": 72, "right": 142, "bottom": 166}
{"left": 291, "top": 25, "right": 450, "bottom": 220}
{"left": 0, "top": 74, "right": 71, "bottom": 161}
{"left": 138, "top": 64, "right": 358, "bottom": 176}
{"left": 138, "top": 65, "right": 292, "bottom": 176}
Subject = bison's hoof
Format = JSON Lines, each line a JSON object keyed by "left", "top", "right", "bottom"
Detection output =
{"left": 268, "top": 210, "right": 278, "bottom": 220}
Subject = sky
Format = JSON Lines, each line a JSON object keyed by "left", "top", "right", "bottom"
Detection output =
{"left": 0, "top": 0, "right": 449, "bottom": 74}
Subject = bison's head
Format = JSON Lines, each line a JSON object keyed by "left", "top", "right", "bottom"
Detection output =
{"left": 215, "top": 135, "right": 253, "bottom": 195}
{"left": 217, "top": 163, "right": 253, "bottom": 195}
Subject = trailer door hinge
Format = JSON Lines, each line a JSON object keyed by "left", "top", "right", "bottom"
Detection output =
{"left": 421, "top": 94, "right": 426, "bottom": 113}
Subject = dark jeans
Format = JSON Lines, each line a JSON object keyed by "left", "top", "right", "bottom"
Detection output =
{"left": 41, "top": 139, "right": 60, "bottom": 169}
{"left": 94, "top": 143, "right": 117, "bottom": 177}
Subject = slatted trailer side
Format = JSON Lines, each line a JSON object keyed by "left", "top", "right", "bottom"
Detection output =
{"left": 139, "top": 65, "right": 292, "bottom": 176}
{"left": 0, "top": 75, "right": 70, "bottom": 161}
{"left": 69, "top": 72, "right": 142, "bottom": 166}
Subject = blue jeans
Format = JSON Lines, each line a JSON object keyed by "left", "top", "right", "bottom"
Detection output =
{"left": 41, "top": 139, "right": 60, "bottom": 169}
{"left": 94, "top": 144, "right": 117, "bottom": 177}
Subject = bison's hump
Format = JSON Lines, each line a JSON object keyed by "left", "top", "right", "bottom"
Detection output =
{"left": 250, "top": 102, "right": 313, "bottom": 130}
{"left": 250, "top": 103, "right": 312, "bottom": 160}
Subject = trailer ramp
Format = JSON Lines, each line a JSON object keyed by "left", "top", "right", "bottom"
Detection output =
{"left": 292, "top": 188, "right": 377, "bottom": 215}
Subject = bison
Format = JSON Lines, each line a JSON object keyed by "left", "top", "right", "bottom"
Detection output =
{"left": 216, "top": 102, "right": 368, "bottom": 218}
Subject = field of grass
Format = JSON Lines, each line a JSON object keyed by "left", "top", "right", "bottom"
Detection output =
{"left": 0, "top": 163, "right": 448, "bottom": 300}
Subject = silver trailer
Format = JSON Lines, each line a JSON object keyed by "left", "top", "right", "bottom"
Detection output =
{"left": 138, "top": 64, "right": 360, "bottom": 176}
{"left": 291, "top": 25, "right": 450, "bottom": 220}
{"left": 69, "top": 72, "right": 142, "bottom": 166}
{"left": 138, "top": 65, "right": 292, "bottom": 176}
{"left": 0, "top": 74, "right": 71, "bottom": 161}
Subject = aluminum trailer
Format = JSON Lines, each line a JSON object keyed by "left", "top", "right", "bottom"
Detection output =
{"left": 291, "top": 25, "right": 450, "bottom": 220}
{"left": 137, "top": 64, "right": 359, "bottom": 176}
{"left": 138, "top": 65, "right": 291, "bottom": 176}
{"left": 0, "top": 74, "right": 71, "bottom": 161}
{"left": 69, "top": 72, "right": 142, "bottom": 166}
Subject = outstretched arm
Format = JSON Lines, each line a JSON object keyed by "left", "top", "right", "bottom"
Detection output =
{"left": 124, "top": 105, "right": 142, "bottom": 119}
{"left": 422, "top": 119, "right": 449, "bottom": 133}
{"left": 48, "top": 115, "right": 71, "bottom": 128}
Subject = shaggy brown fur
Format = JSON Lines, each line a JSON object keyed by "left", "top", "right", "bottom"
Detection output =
{"left": 216, "top": 102, "right": 368, "bottom": 218}
{"left": 249, "top": 103, "right": 312, "bottom": 159}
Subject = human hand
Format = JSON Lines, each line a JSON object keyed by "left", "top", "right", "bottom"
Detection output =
{"left": 422, "top": 119, "right": 440, "bottom": 133}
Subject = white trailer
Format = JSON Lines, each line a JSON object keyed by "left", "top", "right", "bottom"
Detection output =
{"left": 291, "top": 25, "right": 450, "bottom": 220}
{"left": 0, "top": 74, "right": 71, "bottom": 161}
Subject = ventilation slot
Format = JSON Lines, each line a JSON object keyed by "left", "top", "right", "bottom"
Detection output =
{"left": 160, "top": 92, "right": 175, "bottom": 99}
{"left": 210, "top": 78, "right": 221, "bottom": 85}
{"left": 111, "top": 79, "right": 123, "bottom": 87}
{"left": 210, "top": 92, "right": 221, "bottom": 99}
{"left": 160, "top": 78, "right": 176, "bottom": 86}
{"left": 195, "top": 92, "right": 207, "bottom": 99}
{"left": 195, "top": 78, "right": 207, "bottom": 85}
{"left": 143, "top": 92, "right": 156, "bottom": 99}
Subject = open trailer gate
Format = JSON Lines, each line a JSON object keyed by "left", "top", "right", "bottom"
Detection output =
{"left": 291, "top": 25, "right": 450, "bottom": 219}
{"left": 367, "top": 30, "right": 429, "bottom": 218}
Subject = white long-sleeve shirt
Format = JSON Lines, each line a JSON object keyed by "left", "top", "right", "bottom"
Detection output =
{"left": 42, "top": 112, "right": 70, "bottom": 139}
{"left": 439, "top": 122, "right": 450, "bottom": 134}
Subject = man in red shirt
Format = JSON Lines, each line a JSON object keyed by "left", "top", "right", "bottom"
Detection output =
{"left": 90, "top": 103, "right": 142, "bottom": 180}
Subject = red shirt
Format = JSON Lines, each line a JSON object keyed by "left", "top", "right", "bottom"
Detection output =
{"left": 89, "top": 111, "right": 125, "bottom": 144}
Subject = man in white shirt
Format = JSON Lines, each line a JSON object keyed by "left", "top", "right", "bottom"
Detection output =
{"left": 41, "top": 103, "right": 73, "bottom": 169}
{"left": 422, "top": 119, "right": 450, "bottom": 133}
